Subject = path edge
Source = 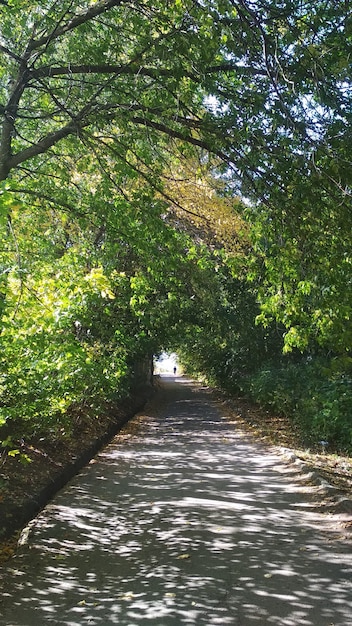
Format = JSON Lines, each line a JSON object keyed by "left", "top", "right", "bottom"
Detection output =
{"left": 1, "top": 389, "right": 154, "bottom": 547}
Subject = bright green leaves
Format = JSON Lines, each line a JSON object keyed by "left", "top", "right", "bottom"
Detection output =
{"left": 0, "top": 0, "right": 351, "bottom": 454}
{"left": 85, "top": 267, "right": 115, "bottom": 301}
{"left": 0, "top": 153, "right": 248, "bottom": 443}
{"left": 248, "top": 186, "right": 352, "bottom": 354}
{"left": 0, "top": 205, "right": 130, "bottom": 440}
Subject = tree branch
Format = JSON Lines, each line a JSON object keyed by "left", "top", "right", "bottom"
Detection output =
{"left": 32, "top": 61, "right": 266, "bottom": 81}
{"left": 0, "top": 45, "right": 23, "bottom": 63}
{"left": 7, "top": 187, "right": 88, "bottom": 216}
{"left": 130, "top": 116, "right": 232, "bottom": 163}
{"left": 7, "top": 120, "right": 82, "bottom": 170}
{"left": 27, "top": 0, "right": 129, "bottom": 52}
{"left": 33, "top": 63, "right": 178, "bottom": 79}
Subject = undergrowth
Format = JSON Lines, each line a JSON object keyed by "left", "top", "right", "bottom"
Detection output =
{"left": 247, "top": 359, "right": 352, "bottom": 454}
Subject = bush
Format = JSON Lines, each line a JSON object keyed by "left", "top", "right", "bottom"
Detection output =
{"left": 248, "top": 359, "right": 352, "bottom": 453}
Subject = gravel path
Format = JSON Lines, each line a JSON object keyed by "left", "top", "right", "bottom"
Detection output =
{"left": 0, "top": 377, "right": 352, "bottom": 625}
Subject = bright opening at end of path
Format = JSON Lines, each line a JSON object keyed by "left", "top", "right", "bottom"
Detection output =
{"left": 154, "top": 352, "right": 181, "bottom": 376}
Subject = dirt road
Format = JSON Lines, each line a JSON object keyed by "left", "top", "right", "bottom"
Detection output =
{"left": 0, "top": 377, "right": 352, "bottom": 625}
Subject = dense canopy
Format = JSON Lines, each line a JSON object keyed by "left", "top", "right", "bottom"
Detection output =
{"left": 0, "top": 1, "right": 352, "bottom": 454}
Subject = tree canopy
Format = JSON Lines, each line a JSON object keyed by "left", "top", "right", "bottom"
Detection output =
{"left": 1, "top": 1, "right": 351, "bottom": 188}
{"left": 1, "top": 1, "right": 352, "bottom": 453}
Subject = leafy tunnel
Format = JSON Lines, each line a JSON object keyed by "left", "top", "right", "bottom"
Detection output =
{"left": 0, "top": 0, "right": 352, "bottom": 457}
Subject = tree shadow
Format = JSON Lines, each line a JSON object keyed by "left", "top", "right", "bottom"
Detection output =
{"left": 1, "top": 378, "right": 352, "bottom": 625}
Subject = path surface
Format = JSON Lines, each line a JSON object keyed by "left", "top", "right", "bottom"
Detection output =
{"left": 1, "top": 377, "right": 352, "bottom": 625}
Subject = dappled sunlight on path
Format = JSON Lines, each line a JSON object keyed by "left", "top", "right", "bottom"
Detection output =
{"left": 0, "top": 378, "right": 352, "bottom": 625}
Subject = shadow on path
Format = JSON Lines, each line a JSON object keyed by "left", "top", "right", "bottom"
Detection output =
{"left": 0, "top": 377, "right": 351, "bottom": 625}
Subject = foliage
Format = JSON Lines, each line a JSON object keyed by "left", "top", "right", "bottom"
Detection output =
{"left": 0, "top": 157, "right": 246, "bottom": 446}
{"left": 0, "top": 0, "right": 232, "bottom": 181}
{"left": 0, "top": 239, "right": 130, "bottom": 440}
{"left": 0, "top": 0, "right": 351, "bottom": 357}
{"left": 175, "top": 260, "right": 285, "bottom": 393}
{"left": 248, "top": 358, "right": 352, "bottom": 454}
{"left": 161, "top": 156, "right": 248, "bottom": 253}
{"left": 0, "top": 1, "right": 352, "bottom": 456}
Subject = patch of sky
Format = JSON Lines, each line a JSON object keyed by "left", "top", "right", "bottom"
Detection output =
{"left": 154, "top": 352, "right": 179, "bottom": 375}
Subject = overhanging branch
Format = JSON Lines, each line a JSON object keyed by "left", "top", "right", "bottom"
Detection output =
{"left": 32, "top": 61, "right": 265, "bottom": 81}
{"left": 27, "top": 0, "right": 129, "bottom": 52}
{"left": 7, "top": 120, "right": 82, "bottom": 169}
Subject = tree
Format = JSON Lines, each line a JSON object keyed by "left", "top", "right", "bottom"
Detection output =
{"left": 0, "top": 1, "right": 350, "bottom": 226}
{"left": 1, "top": 147, "right": 251, "bottom": 442}
{"left": 1, "top": 1, "right": 349, "bottom": 189}
{"left": 1, "top": 0, "right": 352, "bottom": 451}
{"left": 0, "top": 0, "right": 229, "bottom": 184}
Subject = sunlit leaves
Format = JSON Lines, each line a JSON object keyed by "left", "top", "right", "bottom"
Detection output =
{"left": 160, "top": 156, "right": 249, "bottom": 254}
{"left": 0, "top": 0, "right": 351, "bottom": 450}
{"left": 0, "top": 153, "right": 247, "bottom": 443}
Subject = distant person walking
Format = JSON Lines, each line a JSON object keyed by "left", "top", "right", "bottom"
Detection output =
{"left": 173, "top": 366, "right": 177, "bottom": 375}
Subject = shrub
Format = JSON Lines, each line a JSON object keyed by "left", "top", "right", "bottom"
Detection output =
{"left": 248, "top": 359, "right": 352, "bottom": 453}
